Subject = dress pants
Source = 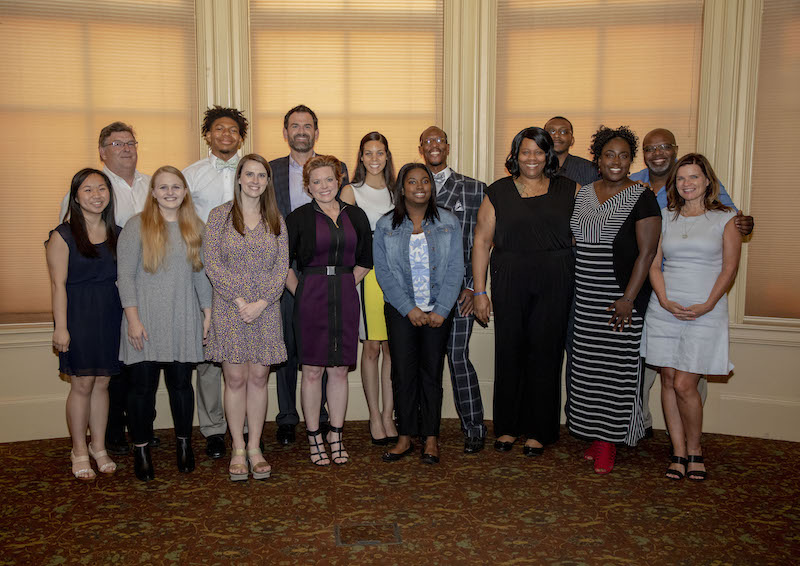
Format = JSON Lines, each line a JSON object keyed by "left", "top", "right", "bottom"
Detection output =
{"left": 445, "top": 313, "right": 486, "bottom": 439}
{"left": 196, "top": 362, "right": 227, "bottom": 437}
{"left": 641, "top": 365, "right": 708, "bottom": 428}
{"left": 276, "top": 289, "right": 328, "bottom": 428}
{"left": 491, "top": 249, "right": 573, "bottom": 444}
{"left": 105, "top": 366, "right": 129, "bottom": 443}
{"left": 127, "top": 361, "right": 194, "bottom": 445}
{"left": 385, "top": 303, "right": 453, "bottom": 437}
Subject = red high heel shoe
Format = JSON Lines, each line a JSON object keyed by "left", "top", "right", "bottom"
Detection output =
{"left": 584, "top": 440, "right": 602, "bottom": 461}
{"left": 593, "top": 441, "right": 616, "bottom": 474}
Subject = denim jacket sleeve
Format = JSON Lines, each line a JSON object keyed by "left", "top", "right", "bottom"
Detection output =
{"left": 432, "top": 211, "right": 464, "bottom": 318}
{"left": 373, "top": 216, "right": 416, "bottom": 317}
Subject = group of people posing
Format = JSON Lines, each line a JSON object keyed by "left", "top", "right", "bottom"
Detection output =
{"left": 49, "top": 104, "right": 753, "bottom": 484}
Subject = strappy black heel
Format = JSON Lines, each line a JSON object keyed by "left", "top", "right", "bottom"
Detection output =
{"left": 326, "top": 425, "right": 349, "bottom": 465}
{"left": 687, "top": 454, "right": 708, "bottom": 481}
{"left": 665, "top": 455, "right": 687, "bottom": 480}
{"left": 306, "top": 428, "right": 330, "bottom": 467}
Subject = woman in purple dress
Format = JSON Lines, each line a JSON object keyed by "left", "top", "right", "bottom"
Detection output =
{"left": 285, "top": 155, "right": 372, "bottom": 466}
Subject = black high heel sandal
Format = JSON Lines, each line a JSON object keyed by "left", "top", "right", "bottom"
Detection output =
{"left": 327, "top": 425, "right": 349, "bottom": 465}
{"left": 306, "top": 428, "right": 330, "bottom": 467}
{"left": 687, "top": 454, "right": 708, "bottom": 481}
{"left": 665, "top": 455, "right": 687, "bottom": 480}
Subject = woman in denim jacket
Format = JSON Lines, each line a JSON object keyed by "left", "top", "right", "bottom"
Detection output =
{"left": 373, "top": 163, "right": 463, "bottom": 464}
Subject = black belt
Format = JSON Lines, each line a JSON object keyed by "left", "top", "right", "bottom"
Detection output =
{"left": 303, "top": 266, "right": 354, "bottom": 276}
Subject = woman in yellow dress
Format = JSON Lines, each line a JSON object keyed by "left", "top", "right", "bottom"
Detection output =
{"left": 340, "top": 132, "right": 398, "bottom": 445}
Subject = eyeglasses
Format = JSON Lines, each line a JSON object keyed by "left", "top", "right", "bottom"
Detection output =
{"left": 643, "top": 143, "right": 677, "bottom": 153}
{"left": 103, "top": 140, "right": 138, "bottom": 148}
{"left": 421, "top": 137, "right": 447, "bottom": 146}
{"left": 546, "top": 128, "right": 572, "bottom": 136}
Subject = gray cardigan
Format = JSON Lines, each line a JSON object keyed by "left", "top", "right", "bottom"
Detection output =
{"left": 117, "top": 215, "right": 212, "bottom": 364}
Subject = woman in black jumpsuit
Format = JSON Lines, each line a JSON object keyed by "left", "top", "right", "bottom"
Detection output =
{"left": 473, "top": 127, "right": 579, "bottom": 456}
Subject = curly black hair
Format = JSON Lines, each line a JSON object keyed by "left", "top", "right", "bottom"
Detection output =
{"left": 589, "top": 125, "right": 638, "bottom": 166}
{"left": 201, "top": 105, "right": 248, "bottom": 140}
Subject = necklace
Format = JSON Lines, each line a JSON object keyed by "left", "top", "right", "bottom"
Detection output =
{"left": 514, "top": 178, "right": 546, "bottom": 197}
{"left": 679, "top": 214, "right": 702, "bottom": 239}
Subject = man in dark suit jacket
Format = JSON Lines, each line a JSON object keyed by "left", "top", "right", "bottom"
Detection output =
{"left": 419, "top": 126, "right": 487, "bottom": 454}
{"left": 270, "top": 105, "right": 349, "bottom": 445}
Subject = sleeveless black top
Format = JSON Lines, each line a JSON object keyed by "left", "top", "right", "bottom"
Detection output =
{"left": 486, "top": 175, "right": 575, "bottom": 255}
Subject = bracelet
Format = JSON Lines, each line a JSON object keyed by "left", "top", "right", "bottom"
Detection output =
{"left": 473, "top": 291, "right": 487, "bottom": 296}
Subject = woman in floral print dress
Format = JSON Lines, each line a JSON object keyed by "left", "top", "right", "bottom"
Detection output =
{"left": 204, "top": 154, "right": 289, "bottom": 481}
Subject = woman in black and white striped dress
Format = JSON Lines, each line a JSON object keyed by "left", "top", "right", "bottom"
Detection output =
{"left": 567, "top": 126, "right": 661, "bottom": 474}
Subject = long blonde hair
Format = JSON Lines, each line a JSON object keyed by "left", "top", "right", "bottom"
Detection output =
{"left": 140, "top": 166, "right": 204, "bottom": 273}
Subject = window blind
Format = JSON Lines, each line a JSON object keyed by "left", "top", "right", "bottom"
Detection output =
{"left": 744, "top": 0, "right": 800, "bottom": 319}
{"left": 494, "top": 0, "right": 703, "bottom": 180}
{"left": 0, "top": 0, "right": 198, "bottom": 320}
{"left": 249, "top": 0, "right": 444, "bottom": 173}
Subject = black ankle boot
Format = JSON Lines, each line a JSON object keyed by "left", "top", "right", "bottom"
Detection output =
{"left": 133, "top": 444, "right": 154, "bottom": 481}
{"left": 176, "top": 437, "right": 195, "bottom": 473}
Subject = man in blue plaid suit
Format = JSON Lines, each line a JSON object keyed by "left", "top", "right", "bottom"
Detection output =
{"left": 419, "top": 126, "right": 487, "bottom": 453}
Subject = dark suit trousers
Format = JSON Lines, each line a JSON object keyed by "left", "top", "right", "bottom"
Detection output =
{"left": 106, "top": 366, "right": 128, "bottom": 442}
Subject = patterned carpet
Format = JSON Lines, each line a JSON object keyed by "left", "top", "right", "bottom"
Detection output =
{"left": 1, "top": 420, "right": 798, "bottom": 565}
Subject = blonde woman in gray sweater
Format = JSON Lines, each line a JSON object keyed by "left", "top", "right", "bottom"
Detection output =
{"left": 117, "top": 166, "right": 212, "bottom": 482}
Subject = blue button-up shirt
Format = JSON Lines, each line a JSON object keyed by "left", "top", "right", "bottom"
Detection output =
{"left": 289, "top": 155, "right": 313, "bottom": 212}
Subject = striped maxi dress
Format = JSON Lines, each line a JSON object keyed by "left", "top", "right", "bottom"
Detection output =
{"left": 567, "top": 183, "right": 650, "bottom": 446}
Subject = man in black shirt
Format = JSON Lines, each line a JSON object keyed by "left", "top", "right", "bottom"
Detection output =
{"left": 544, "top": 116, "right": 600, "bottom": 186}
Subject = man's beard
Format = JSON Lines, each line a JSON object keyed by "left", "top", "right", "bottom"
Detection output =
{"left": 289, "top": 135, "right": 313, "bottom": 153}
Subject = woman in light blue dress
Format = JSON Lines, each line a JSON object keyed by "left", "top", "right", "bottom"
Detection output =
{"left": 645, "top": 154, "right": 742, "bottom": 482}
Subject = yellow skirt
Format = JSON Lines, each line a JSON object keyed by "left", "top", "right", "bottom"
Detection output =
{"left": 359, "top": 269, "right": 388, "bottom": 341}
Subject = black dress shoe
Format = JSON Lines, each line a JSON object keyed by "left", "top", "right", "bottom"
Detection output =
{"left": 177, "top": 437, "right": 195, "bottom": 473}
{"left": 464, "top": 437, "right": 485, "bottom": 454}
{"left": 523, "top": 445, "right": 544, "bottom": 457}
{"left": 421, "top": 452, "right": 440, "bottom": 465}
{"left": 205, "top": 434, "right": 226, "bottom": 459}
{"left": 494, "top": 438, "right": 516, "bottom": 452}
{"left": 369, "top": 422, "right": 389, "bottom": 446}
{"left": 149, "top": 435, "right": 161, "bottom": 448}
{"left": 371, "top": 434, "right": 389, "bottom": 446}
{"left": 133, "top": 445, "right": 154, "bottom": 481}
{"left": 106, "top": 438, "right": 130, "bottom": 456}
{"left": 382, "top": 444, "right": 415, "bottom": 462}
{"left": 276, "top": 424, "right": 296, "bottom": 445}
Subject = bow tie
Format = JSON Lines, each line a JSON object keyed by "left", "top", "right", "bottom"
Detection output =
{"left": 214, "top": 156, "right": 239, "bottom": 170}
